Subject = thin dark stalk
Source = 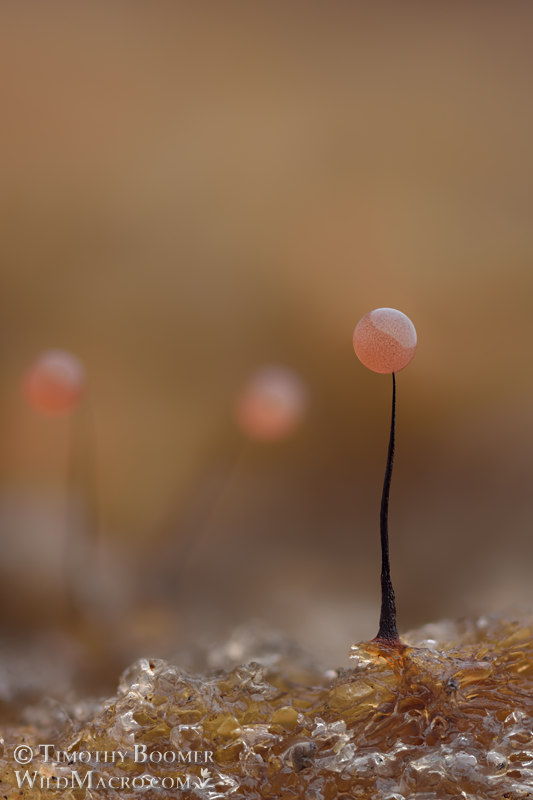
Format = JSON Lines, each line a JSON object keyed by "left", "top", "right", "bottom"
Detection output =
{"left": 375, "top": 372, "right": 400, "bottom": 644}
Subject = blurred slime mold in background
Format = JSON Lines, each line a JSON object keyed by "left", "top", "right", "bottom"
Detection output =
{"left": 22, "top": 350, "right": 105, "bottom": 637}
{"left": 235, "top": 365, "right": 308, "bottom": 442}
{"left": 23, "top": 350, "right": 86, "bottom": 418}
{"left": 146, "top": 364, "right": 309, "bottom": 622}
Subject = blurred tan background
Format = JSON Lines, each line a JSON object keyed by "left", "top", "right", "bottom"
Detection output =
{"left": 1, "top": 2, "right": 533, "bottom": 677}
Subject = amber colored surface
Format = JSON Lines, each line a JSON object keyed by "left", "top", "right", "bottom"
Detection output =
{"left": 1, "top": 614, "right": 533, "bottom": 798}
